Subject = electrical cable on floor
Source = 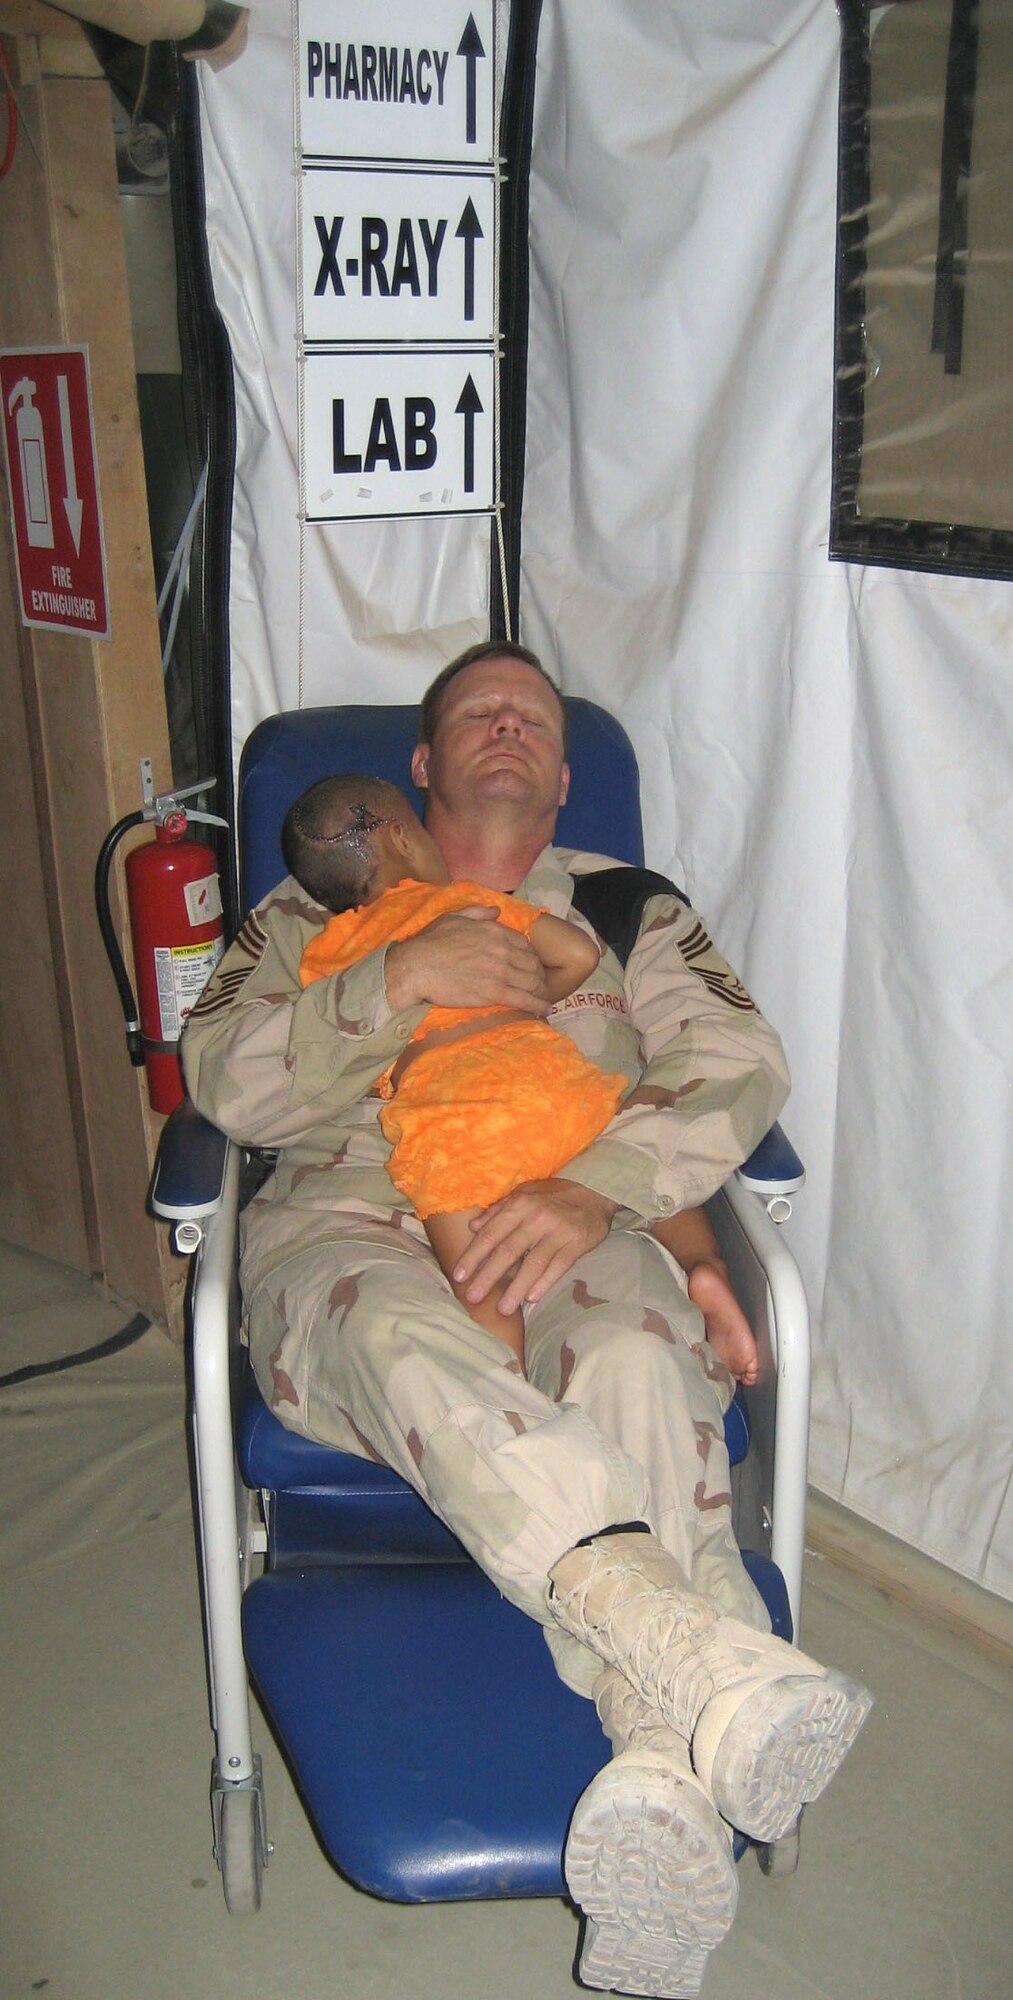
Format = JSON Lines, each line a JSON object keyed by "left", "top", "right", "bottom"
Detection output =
{"left": 0, "top": 1311, "right": 152, "bottom": 1390}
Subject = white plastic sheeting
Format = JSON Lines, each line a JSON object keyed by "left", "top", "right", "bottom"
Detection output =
{"left": 198, "top": 1, "right": 1013, "bottom": 1599}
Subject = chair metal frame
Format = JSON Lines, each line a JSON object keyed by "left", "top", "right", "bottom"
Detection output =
{"left": 152, "top": 697, "right": 812, "bottom": 1912}
{"left": 155, "top": 1103, "right": 809, "bottom": 1909}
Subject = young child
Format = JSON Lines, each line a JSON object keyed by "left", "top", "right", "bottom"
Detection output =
{"left": 285, "top": 775, "right": 757, "bottom": 1384}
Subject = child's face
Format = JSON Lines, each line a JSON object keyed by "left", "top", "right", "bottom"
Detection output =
{"left": 396, "top": 809, "right": 451, "bottom": 886}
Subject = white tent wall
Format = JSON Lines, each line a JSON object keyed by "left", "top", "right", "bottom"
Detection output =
{"left": 197, "top": 2, "right": 1013, "bottom": 1599}
{"left": 518, "top": 0, "right": 1013, "bottom": 1600}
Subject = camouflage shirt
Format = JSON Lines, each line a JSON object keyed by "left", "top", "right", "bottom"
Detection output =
{"left": 182, "top": 847, "right": 790, "bottom": 1294}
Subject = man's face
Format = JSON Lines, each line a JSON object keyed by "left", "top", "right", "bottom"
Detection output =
{"left": 411, "top": 658, "right": 570, "bottom": 822}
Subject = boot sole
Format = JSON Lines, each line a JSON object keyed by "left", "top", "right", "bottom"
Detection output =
{"left": 578, "top": 1918, "right": 709, "bottom": 1998}
{"left": 695, "top": 1670, "right": 872, "bottom": 1843}
{"left": 565, "top": 1756, "right": 737, "bottom": 1995}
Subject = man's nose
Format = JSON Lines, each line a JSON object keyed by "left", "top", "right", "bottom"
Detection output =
{"left": 491, "top": 706, "right": 523, "bottom": 735}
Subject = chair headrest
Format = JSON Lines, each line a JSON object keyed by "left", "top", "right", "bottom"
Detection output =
{"left": 238, "top": 699, "right": 644, "bottom": 910}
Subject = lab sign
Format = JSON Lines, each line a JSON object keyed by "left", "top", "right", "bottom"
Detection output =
{"left": 301, "top": 348, "right": 495, "bottom": 519}
{"left": 298, "top": 0, "right": 494, "bottom": 164}
{"left": 0, "top": 345, "right": 109, "bottom": 638}
{"left": 302, "top": 166, "right": 495, "bottom": 343}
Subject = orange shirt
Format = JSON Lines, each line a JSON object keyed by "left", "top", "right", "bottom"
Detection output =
{"left": 297, "top": 876, "right": 626, "bottom": 1215}
{"left": 298, "top": 877, "right": 545, "bottom": 1040}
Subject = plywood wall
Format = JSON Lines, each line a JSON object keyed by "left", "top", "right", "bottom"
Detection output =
{"left": 0, "top": 6, "right": 186, "bottom": 1334}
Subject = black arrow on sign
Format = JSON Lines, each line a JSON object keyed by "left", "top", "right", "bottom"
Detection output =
{"left": 455, "top": 198, "right": 484, "bottom": 321}
{"left": 455, "top": 373, "right": 484, "bottom": 493}
{"left": 457, "top": 14, "right": 486, "bottom": 147}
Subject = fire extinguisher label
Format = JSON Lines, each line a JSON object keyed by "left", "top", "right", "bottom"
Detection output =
{"left": 184, "top": 872, "right": 223, "bottom": 927}
{"left": 153, "top": 938, "right": 225, "bottom": 1040}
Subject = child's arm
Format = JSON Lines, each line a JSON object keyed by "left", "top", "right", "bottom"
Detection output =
{"left": 529, "top": 913, "right": 602, "bottom": 1003}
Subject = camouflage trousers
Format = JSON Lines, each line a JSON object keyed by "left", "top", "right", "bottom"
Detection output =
{"left": 245, "top": 1219, "right": 770, "bottom": 1696}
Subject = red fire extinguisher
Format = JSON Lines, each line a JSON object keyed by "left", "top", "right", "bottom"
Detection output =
{"left": 96, "top": 771, "right": 229, "bottom": 1114}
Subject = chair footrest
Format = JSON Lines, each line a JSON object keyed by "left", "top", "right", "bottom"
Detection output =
{"left": 243, "top": 1564, "right": 608, "bottom": 1902}
{"left": 242, "top": 1553, "right": 790, "bottom": 1904}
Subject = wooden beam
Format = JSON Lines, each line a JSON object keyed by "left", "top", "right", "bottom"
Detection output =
{"left": 807, "top": 1490, "right": 1013, "bottom": 1671}
{"left": 0, "top": 3, "right": 89, "bottom": 35}
{"left": 38, "top": 35, "right": 105, "bottom": 76}
{"left": 0, "top": 49, "right": 186, "bottom": 1336}
{"left": 0, "top": 1, "right": 204, "bottom": 42}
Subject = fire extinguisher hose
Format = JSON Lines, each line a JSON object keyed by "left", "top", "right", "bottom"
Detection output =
{"left": 95, "top": 811, "right": 147, "bottom": 1065}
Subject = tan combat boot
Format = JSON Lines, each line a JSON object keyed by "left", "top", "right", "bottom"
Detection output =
{"left": 549, "top": 1529, "right": 872, "bottom": 1844}
{"left": 566, "top": 1667, "right": 737, "bottom": 1998}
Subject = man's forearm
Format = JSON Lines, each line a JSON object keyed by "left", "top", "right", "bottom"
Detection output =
{"left": 558, "top": 1051, "right": 787, "bottom": 1221}
{"left": 558, "top": 894, "right": 790, "bottom": 1223}
{"left": 181, "top": 894, "right": 420, "bottom": 1147}
{"left": 183, "top": 980, "right": 407, "bottom": 1146}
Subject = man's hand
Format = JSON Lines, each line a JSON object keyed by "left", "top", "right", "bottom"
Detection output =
{"left": 453, "top": 1179, "right": 618, "bottom": 1315}
{"left": 384, "top": 907, "right": 551, "bottom": 1014}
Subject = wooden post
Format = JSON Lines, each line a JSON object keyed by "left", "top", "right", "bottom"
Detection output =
{"left": 0, "top": 8, "right": 187, "bottom": 1336}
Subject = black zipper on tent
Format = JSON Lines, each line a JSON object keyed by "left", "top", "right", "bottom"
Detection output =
{"left": 931, "top": 0, "right": 980, "bottom": 377}
{"left": 169, "top": 54, "right": 241, "bottom": 931}
{"left": 491, "top": 0, "right": 544, "bottom": 641}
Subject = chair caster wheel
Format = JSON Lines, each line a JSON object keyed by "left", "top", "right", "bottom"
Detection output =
{"left": 212, "top": 1756, "right": 269, "bottom": 1914}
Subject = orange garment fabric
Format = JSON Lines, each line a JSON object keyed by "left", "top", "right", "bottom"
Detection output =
{"left": 299, "top": 879, "right": 626, "bottom": 1215}
{"left": 298, "top": 878, "right": 544, "bottom": 1044}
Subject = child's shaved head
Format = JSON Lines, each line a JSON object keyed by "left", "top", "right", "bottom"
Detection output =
{"left": 282, "top": 775, "right": 410, "bottom": 912}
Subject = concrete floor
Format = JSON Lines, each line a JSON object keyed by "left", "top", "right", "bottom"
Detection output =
{"left": 1, "top": 1238, "right": 1011, "bottom": 2000}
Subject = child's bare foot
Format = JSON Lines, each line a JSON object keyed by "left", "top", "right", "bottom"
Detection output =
{"left": 686, "top": 1259, "right": 759, "bottom": 1385}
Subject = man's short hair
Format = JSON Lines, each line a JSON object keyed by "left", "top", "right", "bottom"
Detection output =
{"left": 418, "top": 640, "right": 568, "bottom": 750}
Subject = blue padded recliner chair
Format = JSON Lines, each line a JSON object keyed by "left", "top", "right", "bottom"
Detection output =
{"left": 153, "top": 697, "right": 810, "bottom": 1915}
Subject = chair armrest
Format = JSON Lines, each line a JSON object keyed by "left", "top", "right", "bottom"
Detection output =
{"left": 150, "top": 1097, "right": 232, "bottom": 1221}
{"left": 737, "top": 1121, "right": 805, "bottom": 1197}
{"left": 715, "top": 1174, "right": 811, "bottom": 1639}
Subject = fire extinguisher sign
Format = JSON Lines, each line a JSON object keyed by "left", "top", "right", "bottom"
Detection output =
{"left": 0, "top": 345, "right": 110, "bottom": 639}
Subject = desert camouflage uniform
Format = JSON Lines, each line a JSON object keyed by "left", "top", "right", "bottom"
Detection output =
{"left": 183, "top": 846, "right": 789, "bottom": 1694}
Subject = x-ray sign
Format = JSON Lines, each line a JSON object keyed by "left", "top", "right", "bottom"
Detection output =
{"left": 302, "top": 166, "right": 495, "bottom": 343}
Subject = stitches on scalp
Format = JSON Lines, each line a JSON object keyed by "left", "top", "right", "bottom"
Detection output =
{"left": 281, "top": 775, "right": 405, "bottom": 914}
{"left": 292, "top": 797, "right": 377, "bottom": 849}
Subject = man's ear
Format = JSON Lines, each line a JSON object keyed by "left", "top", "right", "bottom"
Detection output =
{"left": 388, "top": 821, "right": 413, "bottom": 862}
{"left": 411, "top": 742, "right": 429, "bottom": 789}
{"left": 558, "top": 761, "right": 570, "bottom": 808}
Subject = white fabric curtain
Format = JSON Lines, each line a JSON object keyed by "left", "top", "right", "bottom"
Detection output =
{"left": 198, "top": 0, "right": 1013, "bottom": 1599}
